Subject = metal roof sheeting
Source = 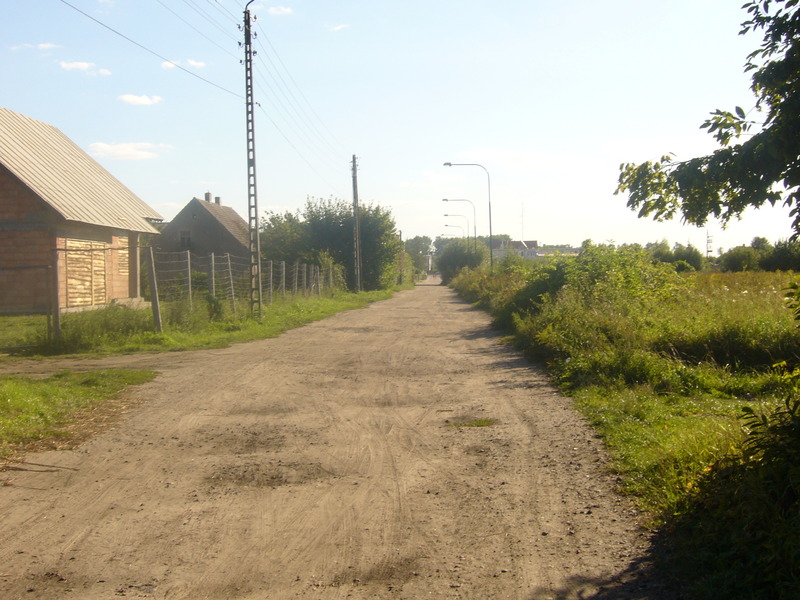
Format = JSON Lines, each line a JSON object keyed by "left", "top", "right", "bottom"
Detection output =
{"left": 0, "top": 107, "right": 162, "bottom": 234}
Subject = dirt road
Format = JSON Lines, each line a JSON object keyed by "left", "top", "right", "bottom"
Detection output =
{"left": 0, "top": 281, "right": 670, "bottom": 599}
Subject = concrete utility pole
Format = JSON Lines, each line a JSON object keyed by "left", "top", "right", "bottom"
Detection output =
{"left": 244, "top": 1, "right": 263, "bottom": 316}
{"left": 352, "top": 155, "right": 363, "bottom": 292}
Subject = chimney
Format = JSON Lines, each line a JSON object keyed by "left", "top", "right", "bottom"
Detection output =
{"left": 204, "top": 192, "right": 212, "bottom": 203}
{"left": 215, "top": 196, "right": 221, "bottom": 205}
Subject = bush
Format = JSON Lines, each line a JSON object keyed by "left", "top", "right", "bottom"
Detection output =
{"left": 667, "top": 397, "right": 800, "bottom": 599}
{"left": 449, "top": 243, "right": 800, "bottom": 598}
{"left": 437, "top": 239, "right": 487, "bottom": 285}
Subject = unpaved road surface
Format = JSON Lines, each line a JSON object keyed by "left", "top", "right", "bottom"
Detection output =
{"left": 0, "top": 281, "right": 671, "bottom": 599}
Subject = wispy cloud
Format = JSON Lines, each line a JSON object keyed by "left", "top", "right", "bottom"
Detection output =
{"left": 268, "top": 6, "right": 292, "bottom": 15}
{"left": 328, "top": 24, "right": 350, "bottom": 32}
{"left": 163, "top": 59, "right": 204, "bottom": 69}
{"left": 89, "top": 142, "right": 172, "bottom": 160}
{"left": 118, "top": 94, "right": 163, "bottom": 106}
{"left": 59, "top": 60, "right": 94, "bottom": 71}
{"left": 10, "top": 42, "right": 59, "bottom": 51}
{"left": 59, "top": 60, "right": 111, "bottom": 76}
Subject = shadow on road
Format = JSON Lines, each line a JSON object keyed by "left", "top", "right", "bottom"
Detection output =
{"left": 524, "top": 543, "right": 682, "bottom": 599}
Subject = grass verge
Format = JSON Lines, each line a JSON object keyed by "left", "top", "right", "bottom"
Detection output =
{"left": 3, "top": 290, "right": 395, "bottom": 357}
{"left": 450, "top": 246, "right": 800, "bottom": 599}
{"left": 0, "top": 289, "right": 396, "bottom": 460}
{"left": 0, "top": 369, "right": 156, "bottom": 458}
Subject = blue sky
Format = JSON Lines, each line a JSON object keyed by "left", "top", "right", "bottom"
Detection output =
{"left": 1, "top": 0, "right": 794, "bottom": 252}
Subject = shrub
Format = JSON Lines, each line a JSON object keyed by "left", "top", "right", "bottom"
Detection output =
{"left": 667, "top": 397, "right": 800, "bottom": 599}
{"left": 437, "top": 239, "right": 487, "bottom": 285}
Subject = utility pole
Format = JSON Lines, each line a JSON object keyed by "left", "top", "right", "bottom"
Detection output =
{"left": 244, "top": 1, "right": 262, "bottom": 316}
{"left": 352, "top": 155, "right": 363, "bottom": 292}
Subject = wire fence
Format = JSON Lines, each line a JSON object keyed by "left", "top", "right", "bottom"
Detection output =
{"left": 0, "top": 247, "right": 347, "bottom": 346}
{"left": 148, "top": 249, "right": 344, "bottom": 310}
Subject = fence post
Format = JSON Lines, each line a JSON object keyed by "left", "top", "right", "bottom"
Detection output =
{"left": 302, "top": 263, "right": 308, "bottom": 296}
{"left": 50, "top": 249, "right": 62, "bottom": 341}
{"left": 281, "top": 261, "right": 286, "bottom": 297}
{"left": 147, "top": 247, "right": 163, "bottom": 333}
{"left": 185, "top": 250, "right": 192, "bottom": 311}
{"left": 209, "top": 252, "right": 216, "bottom": 298}
{"left": 226, "top": 253, "right": 237, "bottom": 315}
{"left": 293, "top": 261, "right": 299, "bottom": 296}
{"left": 267, "top": 260, "right": 273, "bottom": 304}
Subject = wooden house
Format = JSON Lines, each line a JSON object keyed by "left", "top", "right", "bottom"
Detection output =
{"left": 0, "top": 107, "right": 162, "bottom": 314}
{"left": 157, "top": 193, "right": 249, "bottom": 258}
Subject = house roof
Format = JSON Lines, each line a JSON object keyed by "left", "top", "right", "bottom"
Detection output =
{"left": 180, "top": 197, "right": 250, "bottom": 248}
{"left": 0, "top": 107, "right": 161, "bottom": 234}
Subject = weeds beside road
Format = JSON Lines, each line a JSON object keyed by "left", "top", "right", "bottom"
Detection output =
{"left": 451, "top": 244, "right": 800, "bottom": 599}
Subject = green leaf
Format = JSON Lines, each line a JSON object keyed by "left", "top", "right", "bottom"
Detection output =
{"left": 735, "top": 106, "right": 746, "bottom": 118}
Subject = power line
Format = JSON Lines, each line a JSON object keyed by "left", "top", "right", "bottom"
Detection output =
{"left": 155, "top": 0, "right": 240, "bottom": 60}
{"left": 57, "top": 0, "right": 242, "bottom": 99}
{"left": 156, "top": 0, "right": 346, "bottom": 177}
{"left": 252, "top": 62, "right": 343, "bottom": 171}
{"left": 253, "top": 33, "right": 347, "bottom": 157}
{"left": 203, "top": 0, "right": 242, "bottom": 26}
{"left": 57, "top": 0, "right": 345, "bottom": 195}
{"left": 257, "top": 102, "right": 346, "bottom": 195}
{"left": 180, "top": 0, "right": 239, "bottom": 43}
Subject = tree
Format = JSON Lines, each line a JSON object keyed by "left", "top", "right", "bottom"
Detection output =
{"left": 259, "top": 210, "right": 309, "bottom": 263}
{"left": 720, "top": 245, "right": 762, "bottom": 271}
{"left": 760, "top": 238, "right": 800, "bottom": 270}
{"left": 751, "top": 236, "right": 773, "bottom": 252}
{"left": 259, "top": 197, "right": 403, "bottom": 291}
{"left": 358, "top": 203, "right": 403, "bottom": 290}
{"left": 437, "top": 238, "right": 487, "bottom": 285}
{"left": 646, "top": 240, "right": 674, "bottom": 263}
{"left": 672, "top": 243, "right": 706, "bottom": 271}
{"left": 616, "top": 1, "right": 800, "bottom": 234}
{"left": 404, "top": 235, "right": 432, "bottom": 274}
{"left": 302, "top": 196, "right": 402, "bottom": 291}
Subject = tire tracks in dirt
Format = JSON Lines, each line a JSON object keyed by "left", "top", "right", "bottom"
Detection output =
{"left": 0, "top": 281, "right": 673, "bottom": 599}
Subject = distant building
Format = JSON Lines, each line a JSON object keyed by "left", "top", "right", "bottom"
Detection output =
{"left": 535, "top": 245, "right": 581, "bottom": 257}
{"left": 493, "top": 240, "right": 539, "bottom": 260}
{"left": 157, "top": 193, "right": 249, "bottom": 257}
{"left": 0, "top": 107, "right": 162, "bottom": 314}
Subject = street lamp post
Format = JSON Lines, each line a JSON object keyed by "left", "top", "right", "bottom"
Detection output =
{"left": 444, "top": 223, "right": 466, "bottom": 238}
{"left": 442, "top": 198, "right": 476, "bottom": 252}
{"left": 444, "top": 214, "right": 472, "bottom": 250}
{"left": 443, "top": 163, "right": 493, "bottom": 272}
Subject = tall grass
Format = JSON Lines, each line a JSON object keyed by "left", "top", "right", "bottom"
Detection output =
{"left": 5, "top": 290, "right": 395, "bottom": 356}
{"left": 0, "top": 314, "right": 49, "bottom": 350}
{"left": 451, "top": 244, "right": 800, "bottom": 598}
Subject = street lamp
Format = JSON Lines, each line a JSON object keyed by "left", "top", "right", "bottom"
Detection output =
{"left": 443, "top": 162, "right": 493, "bottom": 272}
{"left": 442, "top": 198, "right": 476, "bottom": 253}
{"left": 444, "top": 213, "right": 472, "bottom": 250}
{"left": 444, "top": 223, "right": 466, "bottom": 238}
